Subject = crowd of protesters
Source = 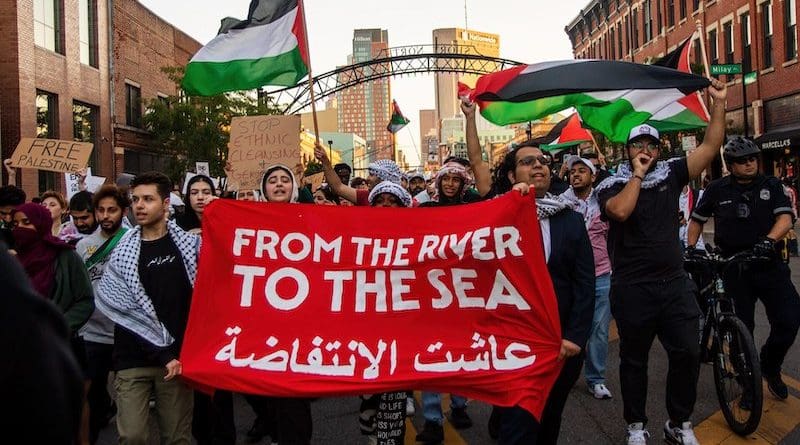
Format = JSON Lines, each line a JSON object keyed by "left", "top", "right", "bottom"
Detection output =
{"left": 1, "top": 78, "right": 799, "bottom": 445}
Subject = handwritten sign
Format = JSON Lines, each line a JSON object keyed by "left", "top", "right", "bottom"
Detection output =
{"left": 64, "top": 168, "right": 107, "bottom": 199}
{"left": 10, "top": 138, "right": 94, "bottom": 173}
{"left": 196, "top": 162, "right": 210, "bottom": 177}
{"left": 304, "top": 172, "right": 325, "bottom": 192}
{"left": 227, "top": 115, "right": 301, "bottom": 191}
{"left": 181, "top": 193, "right": 564, "bottom": 420}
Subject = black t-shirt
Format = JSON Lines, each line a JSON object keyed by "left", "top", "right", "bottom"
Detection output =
{"left": 691, "top": 175, "right": 793, "bottom": 255}
{"left": 113, "top": 234, "right": 193, "bottom": 371}
{"left": 598, "top": 158, "right": 689, "bottom": 285}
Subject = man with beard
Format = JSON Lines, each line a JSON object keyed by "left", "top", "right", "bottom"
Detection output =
{"left": 407, "top": 170, "right": 427, "bottom": 196}
{"left": 76, "top": 185, "right": 130, "bottom": 444}
{"left": 97, "top": 172, "right": 200, "bottom": 444}
{"left": 559, "top": 156, "right": 613, "bottom": 400}
{"left": 68, "top": 191, "right": 99, "bottom": 241}
{"left": 596, "top": 79, "right": 726, "bottom": 445}
{"left": 463, "top": 99, "right": 595, "bottom": 445}
{"left": 333, "top": 162, "right": 352, "bottom": 186}
{"left": 687, "top": 137, "right": 800, "bottom": 401}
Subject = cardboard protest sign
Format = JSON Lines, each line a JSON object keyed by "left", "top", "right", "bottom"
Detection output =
{"left": 226, "top": 115, "right": 301, "bottom": 191}
{"left": 181, "top": 193, "right": 564, "bottom": 420}
{"left": 10, "top": 138, "right": 94, "bottom": 173}
{"left": 304, "top": 172, "right": 325, "bottom": 192}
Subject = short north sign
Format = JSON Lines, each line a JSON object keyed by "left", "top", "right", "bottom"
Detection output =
{"left": 10, "top": 138, "right": 94, "bottom": 173}
{"left": 710, "top": 63, "right": 742, "bottom": 75}
{"left": 227, "top": 115, "right": 300, "bottom": 191}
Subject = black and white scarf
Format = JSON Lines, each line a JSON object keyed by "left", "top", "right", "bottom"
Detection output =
{"left": 560, "top": 187, "right": 600, "bottom": 229}
{"left": 595, "top": 157, "right": 682, "bottom": 193}
{"left": 536, "top": 193, "right": 570, "bottom": 220}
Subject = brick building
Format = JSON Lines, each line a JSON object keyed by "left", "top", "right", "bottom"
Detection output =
{"left": 0, "top": 0, "right": 200, "bottom": 197}
{"left": 565, "top": 0, "right": 799, "bottom": 176}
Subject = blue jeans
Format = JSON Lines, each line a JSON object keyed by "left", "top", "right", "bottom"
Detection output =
{"left": 585, "top": 273, "right": 611, "bottom": 386}
{"left": 421, "top": 392, "right": 467, "bottom": 424}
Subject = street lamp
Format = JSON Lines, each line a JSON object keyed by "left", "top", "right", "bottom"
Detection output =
{"left": 328, "top": 139, "right": 334, "bottom": 162}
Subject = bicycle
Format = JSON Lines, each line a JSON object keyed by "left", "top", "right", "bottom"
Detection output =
{"left": 684, "top": 248, "right": 765, "bottom": 436}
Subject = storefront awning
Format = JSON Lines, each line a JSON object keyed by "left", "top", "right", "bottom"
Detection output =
{"left": 754, "top": 127, "right": 800, "bottom": 151}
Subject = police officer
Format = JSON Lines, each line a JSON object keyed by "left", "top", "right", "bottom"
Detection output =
{"left": 687, "top": 136, "right": 800, "bottom": 400}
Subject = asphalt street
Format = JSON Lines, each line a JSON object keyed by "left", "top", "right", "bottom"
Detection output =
{"left": 96, "top": 257, "right": 800, "bottom": 445}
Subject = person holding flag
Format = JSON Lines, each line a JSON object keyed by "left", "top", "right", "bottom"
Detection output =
{"left": 595, "top": 78, "right": 727, "bottom": 445}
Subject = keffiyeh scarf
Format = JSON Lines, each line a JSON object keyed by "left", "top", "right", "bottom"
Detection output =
{"left": 560, "top": 187, "right": 600, "bottom": 229}
{"left": 595, "top": 158, "right": 682, "bottom": 193}
{"left": 368, "top": 159, "right": 403, "bottom": 184}
{"left": 96, "top": 219, "right": 201, "bottom": 347}
{"left": 536, "top": 193, "right": 570, "bottom": 220}
{"left": 368, "top": 180, "right": 412, "bottom": 207}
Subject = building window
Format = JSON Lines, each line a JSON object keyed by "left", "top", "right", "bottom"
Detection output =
{"left": 679, "top": 0, "right": 687, "bottom": 19}
{"left": 668, "top": 0, "right": 675, "bottom": 26}
{"left": 33, "top": 0, "right": 62, "bottom": 53}
{"left": 656, "top": 0, "right": 663, "bottom": 33}
{"left": 786, "top": 0, "right": 797, "bottom": 61}
{"left": 79, "top": 0, "right": 98, "bottom": 67}
{"left": 693, "top": 38, "right": 702, "bottom": 67}
{"left": 36, "top": 91, "right": 58, "bottom": 191}
{"left": 73, "top": 101, "right": 98, "bottom": 170}
{"left": 763, "top": 1, "right": 773, "bottom": 68}
{"left": 723, "top": 22, "right": 734, "bottom": 63}
{"left": 692, "top": 0, "right": 700, "bottom": 11}
{"left": 709, "top": 29, "right": 718, "bottom": 65}
{"left": 632, "top": 9, "right": 640, "bottom": 48}
{"left": 741, "top": 12, "right": 752, "bottom": 72}
{"left": 610, "top": 27, "right": 616, "bottom": 59}
{"left": 125, "top": 83, "right": 142, "bottom": 127}
{"left": 645, "top": 1, "right": 654, "bottom": 41}
{"left": 617, "top": 23, "right": 624, "bottom": 58}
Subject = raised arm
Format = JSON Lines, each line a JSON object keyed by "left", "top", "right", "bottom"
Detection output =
{"left": 603, "top": 153, "right": 654, "bottom": 222}
{"left": 687, "top": 78, "right": 728, "bottom": 179}
{"left": 314, "top": 143, "right": 357, "bottom": 204}
{"left": 461, "top": 100, "right": 492, "bottom": 197}
{"left": 4, "top": 159, "right": 16, "bottom": 186}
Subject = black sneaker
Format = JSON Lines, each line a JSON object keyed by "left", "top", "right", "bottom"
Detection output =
{"left": 415, "top": 421, "right": 444, "bottom": 444}
{"left": 764, "top": 373, "right": 789, "bottom": 400}
{"left": 449, "top": 407, "right": 473, "bottom": 429}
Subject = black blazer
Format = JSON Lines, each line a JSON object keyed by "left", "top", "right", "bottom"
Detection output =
{"left": 545, "top": 209, "right": 596, "bottom": 348}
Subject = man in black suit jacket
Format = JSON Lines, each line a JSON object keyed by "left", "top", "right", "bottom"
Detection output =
{"left": 464, "top": 109, "right": 595, "bottom": 444}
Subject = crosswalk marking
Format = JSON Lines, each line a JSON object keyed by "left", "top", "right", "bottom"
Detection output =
{"left": 694, "top": 379, "right": 800, "bottom": 444}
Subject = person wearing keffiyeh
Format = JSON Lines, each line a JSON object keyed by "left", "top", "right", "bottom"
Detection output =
{"left": 462, "top": 96, "right": 595, "bottom": 445}
{"left": 315, "top": 143, "right": 404, "bottom": 206}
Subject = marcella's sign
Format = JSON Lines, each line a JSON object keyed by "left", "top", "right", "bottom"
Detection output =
{"left": 760, "top": 139, "right": 792, "bottom": 150}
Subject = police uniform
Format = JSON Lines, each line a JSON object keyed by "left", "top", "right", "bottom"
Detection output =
{"left": 691, "top": 174, "right": 800, "bottom": 377}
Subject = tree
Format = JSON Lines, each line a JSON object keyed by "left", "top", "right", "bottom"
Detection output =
{"left": 143, "top": 66, "right": 282, "bottom": 185}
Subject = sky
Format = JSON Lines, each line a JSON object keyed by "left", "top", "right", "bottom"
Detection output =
{"left": 139, "top": 0, "right": 588, "bottom": 166}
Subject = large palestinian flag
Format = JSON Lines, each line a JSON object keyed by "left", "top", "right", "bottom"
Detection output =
{"left": 471, "top": 58, "right": 710, "bottom": 142}
{"left": 182, "top": 0, "right": 310, "bottom": 96}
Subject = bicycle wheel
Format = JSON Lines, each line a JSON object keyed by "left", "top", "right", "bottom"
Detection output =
{"left": 712, "top": 316, "right": 763, "bottom": 436}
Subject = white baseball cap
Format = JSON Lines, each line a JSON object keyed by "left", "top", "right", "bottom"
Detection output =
{"left": 627, "top": 124, "right": 660, "bottom": 143}
{"left": 565, "top": 155, "right": 597, "bottom": 175}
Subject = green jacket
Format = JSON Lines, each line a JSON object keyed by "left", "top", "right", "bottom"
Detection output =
{"left": 51, "top": 249, "right": 94, "bottom": 334}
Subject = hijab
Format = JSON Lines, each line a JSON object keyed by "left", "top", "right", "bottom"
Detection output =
{"left": 12, "top": 203, "right": 74, "bottom": 298}
{"left": 260, "top": 165, "right": 300, "bottom": 204}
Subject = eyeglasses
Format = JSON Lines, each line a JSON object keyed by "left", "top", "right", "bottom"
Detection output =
{"left": 630, "top": 142, "right": 661, "bottom": 151}
{"left": 517, "top": 154, "right": 552, "bottom": 167}
{"left": 732, "top": 155, "right": 758, "bottom": 165}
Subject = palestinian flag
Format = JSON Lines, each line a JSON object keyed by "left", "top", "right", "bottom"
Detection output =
{"left": 646, "top": 36, "right": 710, "bottom": 132}
{"left": 471, "top": 59, "right": 710, "bottom": 142}
{"left": 541, "top": 113, "right": 593, "bottom": 151}
{"left": 387, "top": 100, "right": 410, "bottom": 133}
{"left": 182, "top": 0, "right": 310, "bottom": 96}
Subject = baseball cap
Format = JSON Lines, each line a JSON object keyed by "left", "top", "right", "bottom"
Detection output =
{"left": 627, "top": 124, "right": 660, "bottom": 144}
{"left": 565, "top": 155, "right": 597, "bottom": 175}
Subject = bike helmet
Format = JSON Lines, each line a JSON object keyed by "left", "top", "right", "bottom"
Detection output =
{"left": 723, "top": 136, "right": 760, "bottom": 162}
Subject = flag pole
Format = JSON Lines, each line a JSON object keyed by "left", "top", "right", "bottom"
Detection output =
{"left": 298, "top": 0, "right": 319, "bottom": 145}
{"left": 695, "top": 20, "right": 727, "bottom": 174}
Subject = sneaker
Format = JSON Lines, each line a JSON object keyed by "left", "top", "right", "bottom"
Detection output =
{"left": 589, "top": 383, "right": 613, "bottom": 399}
{"left": 449, "top": 406, "right": 473, "bottom": 429}
{"left": 415, "top": 421, "right": 444, "bottom": 444}
{"left": 764, "top": 373, "right": 789, "bottom": 400}
{"left": 405, "top": 396, "right": 416, "bottom": 417}
{"left": 626, "top": 423, "right": 650, "bottom": 445}
{"left": 663, "top": 421, "right": 699, "bottom": 445}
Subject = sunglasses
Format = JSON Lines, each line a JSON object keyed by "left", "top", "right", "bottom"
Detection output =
{"left": 732, "top": 155, "right": 758, "bottom": 165}
{"left": 630, "top": 141, "right": 661, "bottom": 151}
{"left": 517, "top": 154, "right": 552, "bottom": 167}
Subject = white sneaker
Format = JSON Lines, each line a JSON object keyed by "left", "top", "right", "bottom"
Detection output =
{"left": 405, "top": 396, "right": 415, "bottom": 417}
{"left": 589, "top": 383, "right": 613, "bottom": 399}
{"left": 663, "top": 421, "right": 699, "bottom": 445}
{"left": 626, "top": 423, "right": 650, "bottom": 445}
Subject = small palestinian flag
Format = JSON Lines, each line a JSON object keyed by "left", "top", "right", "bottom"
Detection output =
{"left": 387, "top": 100, "right": 410, "bottom": 133}
{"left": 541, "top": 114, "right": 593, "bottom": 151}
{"left": 182, "top": 0, "right": 310, "bottom": 96}
{"left": 471, "top": 59, "right": 710, "bottom": 142}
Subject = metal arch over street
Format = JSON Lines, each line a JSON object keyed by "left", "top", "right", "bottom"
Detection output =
{"left": 264, "top": 44, "right": 524, "bottom": 115}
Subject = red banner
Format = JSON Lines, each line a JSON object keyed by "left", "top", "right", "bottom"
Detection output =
{"left": 181, "top": 192, "right": 563, "bottom": 419}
